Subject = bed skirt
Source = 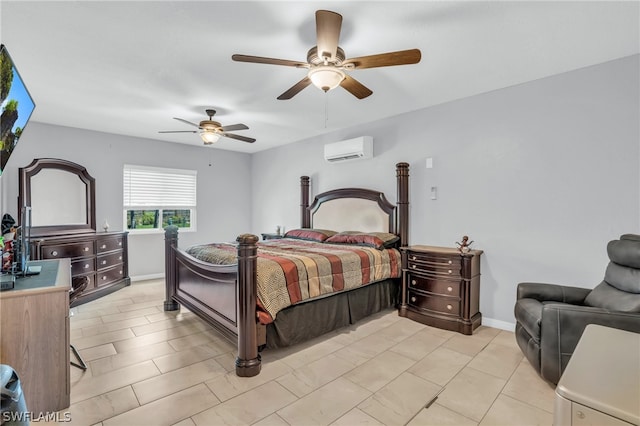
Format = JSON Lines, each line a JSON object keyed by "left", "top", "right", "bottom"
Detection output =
{"left": 265, "top": 278, "right": 398, "bottom": 348}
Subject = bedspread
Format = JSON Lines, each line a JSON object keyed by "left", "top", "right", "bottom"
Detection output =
{"left": 186, "top": 238, "right": 401, "bottom": 323}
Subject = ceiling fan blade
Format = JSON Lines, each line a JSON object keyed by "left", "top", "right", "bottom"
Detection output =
{"left": 343, "top": 49, "right": 422, "bottom": 69}
{"left": 158, "top": 130, "right": 197, "bottom": 134}
{"left": 222, "top": 133, "right": 256, "bottom": 143}
{"left": 277, "top": 76, "right": 312, "bottom": 100}
{"left": 232, "top": 54, "right": 308, "bottom": 68}
{"left": 220, "top": 123, "right": 249, "bottom": 132}
{"left": 340, "top": 74, "right": 373, "bottom": 99}
{"left": 316, "top": 10, "right": 342, "bottom": 61}
{"left": 173, "top": 117, "right": 201, "bottom": 128}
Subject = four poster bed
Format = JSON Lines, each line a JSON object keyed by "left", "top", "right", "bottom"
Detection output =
{"left": 164, "top": 162, "right": 410, "bottom": 377}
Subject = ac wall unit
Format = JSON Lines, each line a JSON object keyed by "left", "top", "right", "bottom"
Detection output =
{"left": 324, "top": 136, "right": 373, "bottom": 163}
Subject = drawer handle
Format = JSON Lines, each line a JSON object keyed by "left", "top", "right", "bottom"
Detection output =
{"left": 411, "top": 265, "right": 416, "bottom": 269}
{"left": 448, "top": 270, "right": 452, "bottom": 274}
{"left": 84, "top": 247, "right": 90, "bottom": 252}
{"left": 447, "top": 304, "right": 453, "bottom": 310}
{"left": 448, "top": 260, "right": 452, "bottom": 265}
{"left": 411, "top": 255, "right": 416, "bottom": 260}
{"left": 100, "top": 244, "right": 107, "bottom": 249}
{"left": 119, "top": 270, "right": 123, "bottom": 274}
{"left": 576, "top": 411, "right": 585, "bottom": 420}
{"left": 102, "top": 276, "right": 107, "bottom": 281}
{"left": 118, "top": 242, "right": 122, "bottom": 246}
{"left": 411, "top": 280, "right": 416, "bottom": 285}
{"left": 447, "top": 286, "right": 453, "bottom": 292}
{"left": 51, "top": 250, "right": 58, "bottom": 257}
{"left": 118, "top": 256, "right": 122, "bottom": 261}
{"left": 410, "top": 296, "right": 417, "bottom": 303}
{"left": 101, "top": 260, "right": 107, "bottom": 265}
{"left": 84, "top": 264, "right": 90, "bottom": 269}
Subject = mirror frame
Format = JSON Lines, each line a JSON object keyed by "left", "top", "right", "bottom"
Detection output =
{"left": 18, "top": 158, "right": 96, "bottom": 237}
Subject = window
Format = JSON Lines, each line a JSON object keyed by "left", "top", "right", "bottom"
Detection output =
{"left": 123, "top": 165, "right": 196, "bottom": 233}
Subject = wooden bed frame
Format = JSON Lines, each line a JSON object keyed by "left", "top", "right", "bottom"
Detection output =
{"left": 164, "top": 162, "right": 410, "bottom": 377}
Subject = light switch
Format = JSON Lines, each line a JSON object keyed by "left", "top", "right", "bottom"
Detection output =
{"left": 430, "top": 186, "right": 437, "bottom": 200}
{"left": 426, "top": 157, "right": 433, "bottom": 168}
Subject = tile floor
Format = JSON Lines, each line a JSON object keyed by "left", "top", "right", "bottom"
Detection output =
{"left": 54, "top": 279, "right": 556, "bottom": 425}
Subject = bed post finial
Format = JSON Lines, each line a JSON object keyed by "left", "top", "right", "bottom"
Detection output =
{"left": 236, "top": 233, "right": 261, "bottom": 377}
{"left": 301, "top": 176, "right": 311, "bottom": 228}
{"left": 164, "top": 225, "right": 180, "bottom": 311}
{"left": 396, "top": 162, "right": 410, "bottom": 247}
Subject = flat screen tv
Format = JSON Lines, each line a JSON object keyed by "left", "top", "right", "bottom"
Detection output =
{"left": 1, "top": 44, "right": 36, "bottom": 176}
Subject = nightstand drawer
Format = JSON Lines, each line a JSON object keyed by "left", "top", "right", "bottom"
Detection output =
{"left": 407, "top": 260, "right": 461, "bottom": 278}
{"left": 408, "top": 273, "right": 461, "bottom": 297}
{"left": 408, "top": 290, "right": 460, "bottom": 316}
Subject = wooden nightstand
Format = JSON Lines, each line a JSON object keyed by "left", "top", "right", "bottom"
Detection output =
{"left": 399, "top": 245, "right": 483, "bottom": 335}
{"left": 261, "top": 233, "right": 283, "bottom": 241}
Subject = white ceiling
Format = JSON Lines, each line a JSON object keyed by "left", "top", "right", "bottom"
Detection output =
{"left": 2, "top": 1, "right": 638, "bottom": 153}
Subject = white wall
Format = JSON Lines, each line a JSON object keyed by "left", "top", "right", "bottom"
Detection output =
{"left": 251, "top": 55, "right": 640, "bottom": 327}
{"left": 1, "top": 56, "right": 637, "bottom": 326}
{"left": 0, "top": 123, "right": 252, "bottom": 279}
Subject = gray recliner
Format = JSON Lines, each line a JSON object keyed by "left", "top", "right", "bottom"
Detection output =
{"left": 514, "top": 233, "right": 640, "bottom": 384}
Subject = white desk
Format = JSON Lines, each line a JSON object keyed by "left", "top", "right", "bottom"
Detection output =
{"left": 554, "top": 324, "right": 640, "bottom": 426}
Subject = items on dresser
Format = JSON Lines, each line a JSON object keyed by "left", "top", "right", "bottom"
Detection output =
{"left": 399, "top": 245, "right": 483, "bottom": 335}
{"left": 31, "top": 231, "right": 129, "bottom": 306}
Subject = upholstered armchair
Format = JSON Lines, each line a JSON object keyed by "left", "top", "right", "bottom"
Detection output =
{"left": 514, "top": 234, "right": 640, "bottom": 384}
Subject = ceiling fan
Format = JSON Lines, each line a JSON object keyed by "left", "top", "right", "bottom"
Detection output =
{"left": 232, "top": 10, "right": 421, "bottom": 100}
{"left": 158, "top": 109, "right": 256, "bottom": 144}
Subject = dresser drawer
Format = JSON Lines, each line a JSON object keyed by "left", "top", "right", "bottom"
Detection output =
{"left": 97, "top": 251, "right": 124, "bottom": 270}
{"left": 96, "top": 266, "right": 125, "bottom": 287}
{"left": 40, "top": 242, "right": 95, "bottom": 259}
{"left": 97, "top": 236, "right": 124, "bottom": 253}
{"left": 408, "top": 290, "right": 460, "bottom": 316}
{"left": 71, "top": 258, "right": 96, "bottom": 275}
{"left": 408, "top": 273, "right": 461, "bottom": 297}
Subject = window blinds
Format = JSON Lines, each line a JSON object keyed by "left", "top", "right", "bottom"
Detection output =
{"left": 123, "top": 165, "right": 197, "bottom": 208}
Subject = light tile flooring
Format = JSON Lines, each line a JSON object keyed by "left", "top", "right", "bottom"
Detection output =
{"left": 53, "top": 279, "right": 556, "bottom": 425}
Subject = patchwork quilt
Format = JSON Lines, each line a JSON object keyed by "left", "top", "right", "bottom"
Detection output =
{"left": 186, "top": 238, "right": 401, "bottom": 323}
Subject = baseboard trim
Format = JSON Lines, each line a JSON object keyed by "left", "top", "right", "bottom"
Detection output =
{"left": 482, "top": 317, "right": 515, "bottom": 332}
{"left": 130, "top": 273, "right": 164, "bottom": 282}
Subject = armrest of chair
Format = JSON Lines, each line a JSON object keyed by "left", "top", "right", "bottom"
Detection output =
{"left": 517, "top": 282, "right": 591, "bottom": 304}
{"left": 539, "top": 303, "right": 640, "bottom": 384}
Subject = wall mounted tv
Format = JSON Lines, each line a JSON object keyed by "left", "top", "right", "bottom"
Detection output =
{"left": 1, "top": 44, "right": 36, "bottom": 176}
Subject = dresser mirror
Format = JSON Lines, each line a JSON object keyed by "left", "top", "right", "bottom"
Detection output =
{"left": 18, "top": 158, "right": 96, "bottom": 237}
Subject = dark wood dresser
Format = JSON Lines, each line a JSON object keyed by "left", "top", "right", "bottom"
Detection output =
{"left": 31, "top": 231, "right": 130, "bottom": 306}
{"left": 399, "top": 245, "right": 483, "bottom": 335}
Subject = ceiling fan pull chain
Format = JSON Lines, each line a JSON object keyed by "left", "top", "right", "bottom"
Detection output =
{"left": 324, "top": 92, "right": 329, "bottom": 129}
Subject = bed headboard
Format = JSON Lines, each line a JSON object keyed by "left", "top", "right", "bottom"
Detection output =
{"left": 300, "top": 162, "right": 410, "bottom": 246}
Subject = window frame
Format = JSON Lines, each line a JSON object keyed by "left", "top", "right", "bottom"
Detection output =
{"left": 123, "top": 165, "right": 197, "bottom": 234}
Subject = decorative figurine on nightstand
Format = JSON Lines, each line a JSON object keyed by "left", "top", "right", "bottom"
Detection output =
{"left": 456, "top": 235, "right": 474, "bottom": 253}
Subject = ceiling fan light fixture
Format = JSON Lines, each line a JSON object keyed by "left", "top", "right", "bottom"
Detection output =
{"left": 200, "top": 129, "right": 221, "bottom": 144}
{"left": 308, "top": 66, "right": 345, "bottom": 92}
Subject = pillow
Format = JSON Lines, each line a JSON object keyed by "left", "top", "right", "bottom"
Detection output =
{"left": 325, "top": 231, "right": 400, "bottom": 249}
{"left": 283, "top": 228, "right": 337, "bottom": 242}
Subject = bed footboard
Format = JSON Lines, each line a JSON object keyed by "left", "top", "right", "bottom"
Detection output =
{"left": 164, "top": 226, "right": 262, "bottom": 377}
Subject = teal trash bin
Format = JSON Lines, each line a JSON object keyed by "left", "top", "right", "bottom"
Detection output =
{"left": 0, "top": 365, "right": 28, "bottom": 426}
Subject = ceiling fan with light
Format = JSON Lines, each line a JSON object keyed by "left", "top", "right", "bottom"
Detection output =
{"left": 232, "top": 10, "right": 421, "bottom": 100}
{"left": 158, "top": 109, "right": 256, "bottom": 144}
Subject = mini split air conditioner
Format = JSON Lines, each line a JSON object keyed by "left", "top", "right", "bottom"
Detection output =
{"left": 324, "top": 136, "right": 374, "bottom": 163}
